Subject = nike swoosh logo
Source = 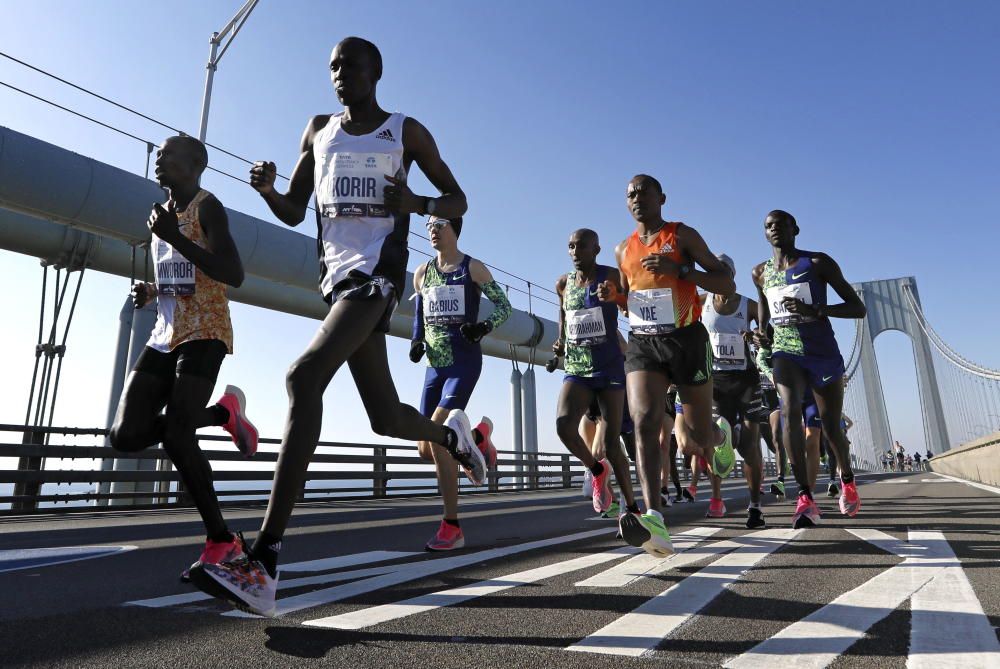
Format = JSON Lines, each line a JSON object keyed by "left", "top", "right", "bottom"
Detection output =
{"left": 822, "top": 375, "right": 833, "bottom": 382}
{"left": 452, "top": 273, "right": 468, "bottom": 281}
{"left": 792, "top": 272, "right": 809, "bottom": 280}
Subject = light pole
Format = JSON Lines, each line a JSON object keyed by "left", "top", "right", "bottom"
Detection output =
{"left": 198, "top": 0, "right": 260, "bottom": 142}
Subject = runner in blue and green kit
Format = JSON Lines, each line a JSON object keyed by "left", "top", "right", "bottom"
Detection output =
{"left": 411, "top": 215, "right": 512, "bottom": 550}
{"left": 751, "top": 209, "right": 867, "bottom": 529}
{"left": 552, "top": 229, "right": 640, "bottom": 518}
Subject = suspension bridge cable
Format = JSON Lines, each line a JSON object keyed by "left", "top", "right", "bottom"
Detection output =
{"left": 0, "top": 54, "right": 568, "bottom": 310}
{"left": 0, "top": 80, "right": 566, "bottom": 318}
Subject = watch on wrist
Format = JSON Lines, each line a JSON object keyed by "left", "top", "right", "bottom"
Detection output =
{"left": 677, "top": 263, "right": 691, "bottom": 280}
{"left": 425, "top": 197, "right": 437, "bottom": 217}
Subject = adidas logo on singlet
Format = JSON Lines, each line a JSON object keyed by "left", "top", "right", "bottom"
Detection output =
{"left": 375, "top": 128, "right": 396, "bottom": 142}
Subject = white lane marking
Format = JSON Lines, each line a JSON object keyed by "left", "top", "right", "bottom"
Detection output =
{"left": 0, "top": 545, "right": 137, "bottom": 574}
{"left": 567, "top": 528, "right": 800, "bottom": 657}
{"left": 931, "top": 473, "right": 1000, "bottom": 496}
{"left": 575, "top": 527, "right": 721, "bottom": 587}
{"left": 885, "top": 479, "right": 910, "bottom": 483}
{"left": 280, "top": 550, "right": 420, "bottom": 573}
{"left": 723, "top": 530, "right": 959, "bottom": 669}
{"left": 304, "top": 546, "right": 638, "bottom": 630}
{"left": 226, "top": 527, "right": 618, "bottom": 618}
{"left": 908, "top": 530, "right": 1000, "bottom": 669}
{"left": 127, "top": 563, "right": 404, "bottom": 608}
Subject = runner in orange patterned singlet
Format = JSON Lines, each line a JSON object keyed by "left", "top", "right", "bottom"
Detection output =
{"left": 109, "top": 135, "right": 259, "bottom": 585}
{"left": 598, "top": 174, "right": 737, "bottom": 559}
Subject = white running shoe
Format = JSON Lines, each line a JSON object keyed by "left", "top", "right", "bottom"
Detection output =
{"left": 444, "top": 409, "right": 486, "bottom": 486}
{"left": 582, "top": 469, "right": 594, "bottom": 498}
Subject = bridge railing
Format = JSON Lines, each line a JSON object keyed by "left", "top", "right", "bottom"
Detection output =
{"left": 0, "top": 423, "right": 782, "bottom": 514}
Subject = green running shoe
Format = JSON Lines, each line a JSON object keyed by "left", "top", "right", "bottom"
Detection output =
{"left": 770, "top": 479, "right": 786, "bottom": 499}
{"left": 619, "top": 510, "right": 674, "bottom": 557}
{"left": 601, "top": 501, "right": 621, "bottom": 519}
{"left": 712, "top": 415, "right": 735, "bottom": 478}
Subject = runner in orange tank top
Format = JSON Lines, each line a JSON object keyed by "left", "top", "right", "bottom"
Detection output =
{"left": 597, "top": 174, "right": 737, "bottom": 558}
{"left": 109, "top": 135, "right": 259, "bottom": 584}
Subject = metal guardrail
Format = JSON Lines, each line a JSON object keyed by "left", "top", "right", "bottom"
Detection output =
{"left": 0, "top": 423, "right": 779, "bottom": 514}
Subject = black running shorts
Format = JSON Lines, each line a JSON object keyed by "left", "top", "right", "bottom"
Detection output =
{"left": 324, "top": 271, "right": 399, "bottom": 334}
{"left": 713, "top": 367, "right": 759, "bottom": 427}
{"left": 624, "top": 322, "right": 712, "bottom": 387}
{"left": 134, "top": 339, "right": 228, "bottom": 384}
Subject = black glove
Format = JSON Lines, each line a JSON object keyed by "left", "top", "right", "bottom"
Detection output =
{"left": 460, "top": 320, "right": 493, "bottom": 343}
{"left": 545, "top": 357, "right": 560, "bottom": 373}
{"left": 409, "top": 340, "right": 425, "bottom": 363}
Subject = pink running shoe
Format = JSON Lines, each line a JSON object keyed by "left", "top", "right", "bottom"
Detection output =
{"left": 684, "top": 484, "right": 698, "bottom": 502}
{"left": 839, "top": 479, "right": 861, "bottom": 517}
{"left": 792, "top": 494, "right": 821, "bottom": 528}
{"left": 216, "top": 385, "right": 258, "bottom": 457}
{"left": 181, "top": 533, "right": 246, "bottom": 582}
{"left": 592, "top": 459, "right": 613, "bottom": 513}
{"left": 474, "top": 416, "right": 497, "bottom": 469}
{"left": 706, "top": 498, "right": 727, "bottom": 518}
{"left": 425, "top": 520, "right": 465, "bottom": 551}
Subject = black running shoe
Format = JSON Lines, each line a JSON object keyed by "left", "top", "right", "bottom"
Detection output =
{"left": 827, "top": 482, "right": 839, "bottom": 497}
{"left": 746, "top": 507, "right": 766, "bottom": 529}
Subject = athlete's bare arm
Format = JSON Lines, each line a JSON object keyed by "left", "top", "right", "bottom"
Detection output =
{"left": 673, "top": 224, "right": 736, "bottom": 296}
{"left": 384, "top": 117, "right": 466, "bottom": 219}
{"left": 554, "top": 274, "right": 568, "bottom": 356}
{"left": 413, "top": 261, "right": 428, "bottom": 293}
{"left": 146, "top": 195, "right": 244, "bottom": 287}
{"left": 469, "top": 258, "right": 494, "bottom": 286}
{"left": 814, "top": 253, "right": 866, "bottom": 319}
{"left": 249, "top": 115, "right": 328, "bottom": 227}
{"left": 598, "top": 242, "right": 630, "bottom": 315}
{"left": 750, "top": 262, "right": 772, "bottom": 348}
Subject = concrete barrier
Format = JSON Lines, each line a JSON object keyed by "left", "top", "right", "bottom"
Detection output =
{"left": 929, "top": 431, "right": 1000, "bottom": 488}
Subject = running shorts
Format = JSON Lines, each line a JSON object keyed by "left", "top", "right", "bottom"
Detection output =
{"left": 324, "top": 271, "right": 399, "bottom": 334}
{"left": 134, "top": 338, "right": 227, "bottom": 384}
{"left": 624, "top": 322, "right": 712, "bottom": 386}
{"left": 419, "top": 357, "right": 483, "bottom": 416}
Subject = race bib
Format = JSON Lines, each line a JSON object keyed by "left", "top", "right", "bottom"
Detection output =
{"left": 153, "top": 237, "right": 195, "bottom": 296}
{"left": 565, "top": 307, "right": 607, "bottom": 346}
{"left": 710, "top": 332, "right": 746, "bottom": 368}
{"left": 766, "top": 283, "right": 815, "bottom": 326}
{"left": 422, "top": 284, "right": 466, "bottom": 326}
{"left": 317, "top": 152, "right": 393, "bottom": 218}
{"left": 628, "top": 288, "right": 675, "bottom": 334}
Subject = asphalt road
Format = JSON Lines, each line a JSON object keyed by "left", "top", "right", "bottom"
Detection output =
{"left": 2, "top": 472, "right": 999, "bottom": 668}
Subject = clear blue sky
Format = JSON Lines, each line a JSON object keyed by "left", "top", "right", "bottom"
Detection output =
{"left": 0, "top": 0, "right": 998, "bottom": 458}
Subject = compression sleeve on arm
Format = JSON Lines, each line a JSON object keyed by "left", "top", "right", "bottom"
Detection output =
{"left": 412, "top": 292, "right": 425, "bottom": 342}
{"left": 482, "top": 281, "right": 512, "bottom": 331}
{"left": 756, "top": 346, "right": 774, "bottom": 382}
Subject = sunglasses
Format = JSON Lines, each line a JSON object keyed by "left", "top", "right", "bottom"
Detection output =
{"left": 425, "top": 220, "right": 451, "bottom": 232}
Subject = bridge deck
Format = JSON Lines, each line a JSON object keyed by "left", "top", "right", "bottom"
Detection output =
{"left": 3, "top": 473, "right": 999, "bottom": 668}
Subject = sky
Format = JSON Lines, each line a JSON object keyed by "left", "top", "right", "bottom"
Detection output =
{"left": 0, "top": 0, "right": 998, "bottom": 464}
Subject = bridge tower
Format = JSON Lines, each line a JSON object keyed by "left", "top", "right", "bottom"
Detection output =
{"left": 852, "top": 277, "right": 950, "bottom": 456}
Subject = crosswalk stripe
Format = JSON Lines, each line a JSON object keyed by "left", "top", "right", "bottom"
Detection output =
{"left": 567, "top": 528, "right": 800, "bottom": 657}
{"left": 723, "top": 530, "right": 959, "bottom": 669}
{"left": 303, "top": 546, "right": 638, "bottom": 630}
{"left": 280, "top": 550, "right": 420, "bottom": 573}
{"left": 225, "top": 527, "right": 618, "bottom": 618}
{"left": 127, "top": 563, "right": 404, "bottom": 608}
{"left": 908, "top": 531, "right": 1000, "bottom": 669}
{"left": 575, "top": 527, "right": 721, "bottom": 587}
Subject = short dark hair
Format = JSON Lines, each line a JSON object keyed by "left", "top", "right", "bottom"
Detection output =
{"left": 169, "top": 135, "right": 208, "bottom": 171}
{"left": 339, "top": 36, "right": 383, "bottom": 80}
{"left": 573, "top": 228, "right": 599, "bottom": 245}
{"left": 448, "top": 216, "right": 463, "bottom": 238}
{"left": 632, "top": 174, "right": 663, "bottom": 194}
{"left": 767, "top": 209, "right": 797, "bottom": 228}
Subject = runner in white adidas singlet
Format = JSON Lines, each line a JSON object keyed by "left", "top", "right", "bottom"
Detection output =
{"left": 190, "top": 37, "right": 477, "bottom": 618}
